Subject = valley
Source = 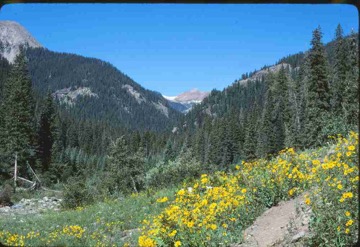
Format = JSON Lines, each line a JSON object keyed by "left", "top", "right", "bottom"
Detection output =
{"left": 0, "top": 6, "right": 358, "bottom": 247}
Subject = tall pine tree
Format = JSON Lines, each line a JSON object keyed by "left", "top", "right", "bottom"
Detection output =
{"left": 37, "top": 93, "right": 57, "bottom": 172}
{"left": 0, "top": 50, "right": 36, "bottom": 176}
{"left": 303, "top": 27, "right": 331, "bottom": 147}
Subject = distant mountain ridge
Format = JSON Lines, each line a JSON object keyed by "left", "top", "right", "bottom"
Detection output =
{"left": 164, "top": 88, "right": 210, "bottom": 113}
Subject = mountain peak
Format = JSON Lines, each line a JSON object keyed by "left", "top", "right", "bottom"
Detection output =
{"left": 0, "top": 20, "right": 42, "bottom": 63}
{"left": 163, "top": 88, "right": 210, "bottom": 113}
{"left": 174, "top": 88, "right": 209, "bottom": 103}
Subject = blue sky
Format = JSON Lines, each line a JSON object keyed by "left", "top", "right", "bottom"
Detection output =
{"left": 0, "top": 4, "right": 358, "bottom": 96}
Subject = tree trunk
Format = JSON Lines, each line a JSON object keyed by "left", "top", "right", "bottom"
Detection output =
{"left": 130, "top": 176, "right": 138, "bottom": 193}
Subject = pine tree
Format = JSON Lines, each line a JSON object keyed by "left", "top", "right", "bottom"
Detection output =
{"left": 303, "top": 27, "right": 331, "bottom": 147}
{"left": 343, "top": 30, "right": 359, "bottom": 127}
{"left": 0, "top": 50, "right": 36, "bottom": 175}
{"left": 106, "top": 136, "right": 144, "bottom": 194}
{"left": 257, "top": 73, "right": 275, "bottom": 157}
{"left": 244, "top": 109, "right": 258, "bottom": 161}
{"left": 332, "top": 24, "right": 348, "bottom": 114}
{"left": 272, "top": 66, "right": 289, "bottom": 151}
{"left": 37, "top": 93, "right": 56, "bottom": 172}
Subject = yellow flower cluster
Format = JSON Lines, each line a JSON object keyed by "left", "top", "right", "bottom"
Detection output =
{"left": 156, "top": 196, "right": 169, "bottom": 203}
{"left": 0, "top": 231, "right": 25, "bottom": 247}
{"left": 62, "top": 225, "right": 86, "bottom": 238}
{"left": 139, "top": 172, "right": 253, "bottom": 246}
{"left": 139, "top": 131, "right": 358, "bottom": 246}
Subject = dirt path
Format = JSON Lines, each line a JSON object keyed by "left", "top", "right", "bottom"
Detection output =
{"left": 232, "top": 194, "right": 311, "bottom": 247}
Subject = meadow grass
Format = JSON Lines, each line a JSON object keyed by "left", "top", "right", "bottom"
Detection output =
{"left": 0, "top": 187, "right": 178, "bottom": 246}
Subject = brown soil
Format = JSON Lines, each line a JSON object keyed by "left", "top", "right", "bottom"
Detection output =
{"left": 232, "top": 194, "right": 311, "bottom": 247}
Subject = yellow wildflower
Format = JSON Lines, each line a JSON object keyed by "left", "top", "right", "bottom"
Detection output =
{"left": 210, "top": 224, "right": 217, "bottom": 230}
{"left": 156, "top": 197, "right": 169, "bottom": 203}
{"left": 346, "top": 219, "right": 353, "bottom": 226}
{"left": 168, "top": 230, "right": 177, "bottom": 237}
{"left": 348, "top": 145, "right": 355, "bottom": 151}
{"left": 174, "top": 241, "right": 181, "bottom": 247}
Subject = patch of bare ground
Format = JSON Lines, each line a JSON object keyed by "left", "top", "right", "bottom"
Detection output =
{"left": 231, "top": 193, "right": 312, "bottom": 247}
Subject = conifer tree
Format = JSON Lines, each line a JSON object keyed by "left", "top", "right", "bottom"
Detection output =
{"left": 343, "top": 30, "right": 359, "bottom": 127}
{"left": 303, "top": 27, "right": 331, "bottom": 147}
{"left": 257, "top": 73, "right": 275, "bottom": 157}
{"left": 37, "top": 93, "right": 56, "bottom": 172}
{"left": 272, "top": 66, "right": 289, "bottom": 151}
{"left": 107, "top": 136, "right": 144, "bottom": 194}
{"left": 244, "top": 108, "right": 258, "bottom": 161}
{"left": 332, "top": 24, "right": 348, "bottom": 114}
{"left": 0, "top": 50, "right": 36, "bottom": 175}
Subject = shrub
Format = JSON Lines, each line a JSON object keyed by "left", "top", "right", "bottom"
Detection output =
{"left": 0, "top": 183, "right": 13, "bottom": 206}
{"left": 62, "top": 176, "right": 94, "bottom": 209}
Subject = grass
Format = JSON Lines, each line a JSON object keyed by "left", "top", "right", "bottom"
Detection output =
{"left": 0, "top": 187, "right": 178, "bottom": 246}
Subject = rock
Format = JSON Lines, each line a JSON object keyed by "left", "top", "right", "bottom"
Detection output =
{"left": 0, "top": 206, "right": 11, "bottom": 213}
{"left": 11, "top": 204, "right": 23, "bottom": 209}
{"left": 291, "top": 231, "right": 306, "bottom": 243}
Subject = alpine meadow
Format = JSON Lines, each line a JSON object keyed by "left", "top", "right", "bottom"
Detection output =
{"left": 0, "top": 4, "right": 358, "bottom": 247}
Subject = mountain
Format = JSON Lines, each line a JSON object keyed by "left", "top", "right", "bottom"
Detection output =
{"left": 164, "top": 88, "right": 210, "bottom": 113}
{"left": 0, "top": 21, "right": 42, "bottom": 63}
{"left": 0, "top": 21, "right": 182, "bottom": 132}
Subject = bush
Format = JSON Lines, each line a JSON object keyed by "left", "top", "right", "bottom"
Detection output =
{"left": 0, "top": 183, "right": 13, "bottom": 206}
{"left": 145, "top": 159, "right": 203, "bottom": 189}
{"left": 62, "top": 176, "right": 94, "bottom": 209}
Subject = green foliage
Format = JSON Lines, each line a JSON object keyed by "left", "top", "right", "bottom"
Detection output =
{"left": 0, "top": 50, "right": 36, "bottom": 177}
{"left": 36, "top": 93, "right": 57, "bottom": 172}
{"left": 0, "top": 183, "right": 13, "bottom": 206}
{"left": 62, "top": 176, "right": 94, "bottom": 209}
{"left": 106, "top": 136, "right": 145, "bottom": 194}
{"left": 145, "top": 149, "right": 204, "bottom": 189}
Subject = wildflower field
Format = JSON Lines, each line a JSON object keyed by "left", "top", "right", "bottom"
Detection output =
{"left": 139, "top": 132, "right": 358, "bottom": 247}
{"left": 0, "top": 132, "right": 358, "bottom": 246}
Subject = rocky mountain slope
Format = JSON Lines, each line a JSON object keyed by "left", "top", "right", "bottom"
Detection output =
{"left": 0, "top": 21, "right": 42, "bottom": 63}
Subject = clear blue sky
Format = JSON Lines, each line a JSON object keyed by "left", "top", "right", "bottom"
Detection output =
{"left": 0, "top": 4, "right": 358, "bottom": 96}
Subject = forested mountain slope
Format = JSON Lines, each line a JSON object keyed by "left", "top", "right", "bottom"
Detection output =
{"left": 25, "top": 47, "right": 182, "bottom": 132}
{"left": 176, "top": 27, "right": 358, "bottom": 168}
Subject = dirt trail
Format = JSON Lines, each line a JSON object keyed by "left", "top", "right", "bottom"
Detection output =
{"left": 232, "top": 194, "right": 311, "bottom": 247}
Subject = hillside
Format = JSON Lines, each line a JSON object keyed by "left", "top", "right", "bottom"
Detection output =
{"left": 25, "top": 47, "right": 182, "bottom": 132}
{"left": 175, "top": 29, "right": 358, "bottom": 168}
{"left": 0, "top": 131, "right": 357, "bottom": 246}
